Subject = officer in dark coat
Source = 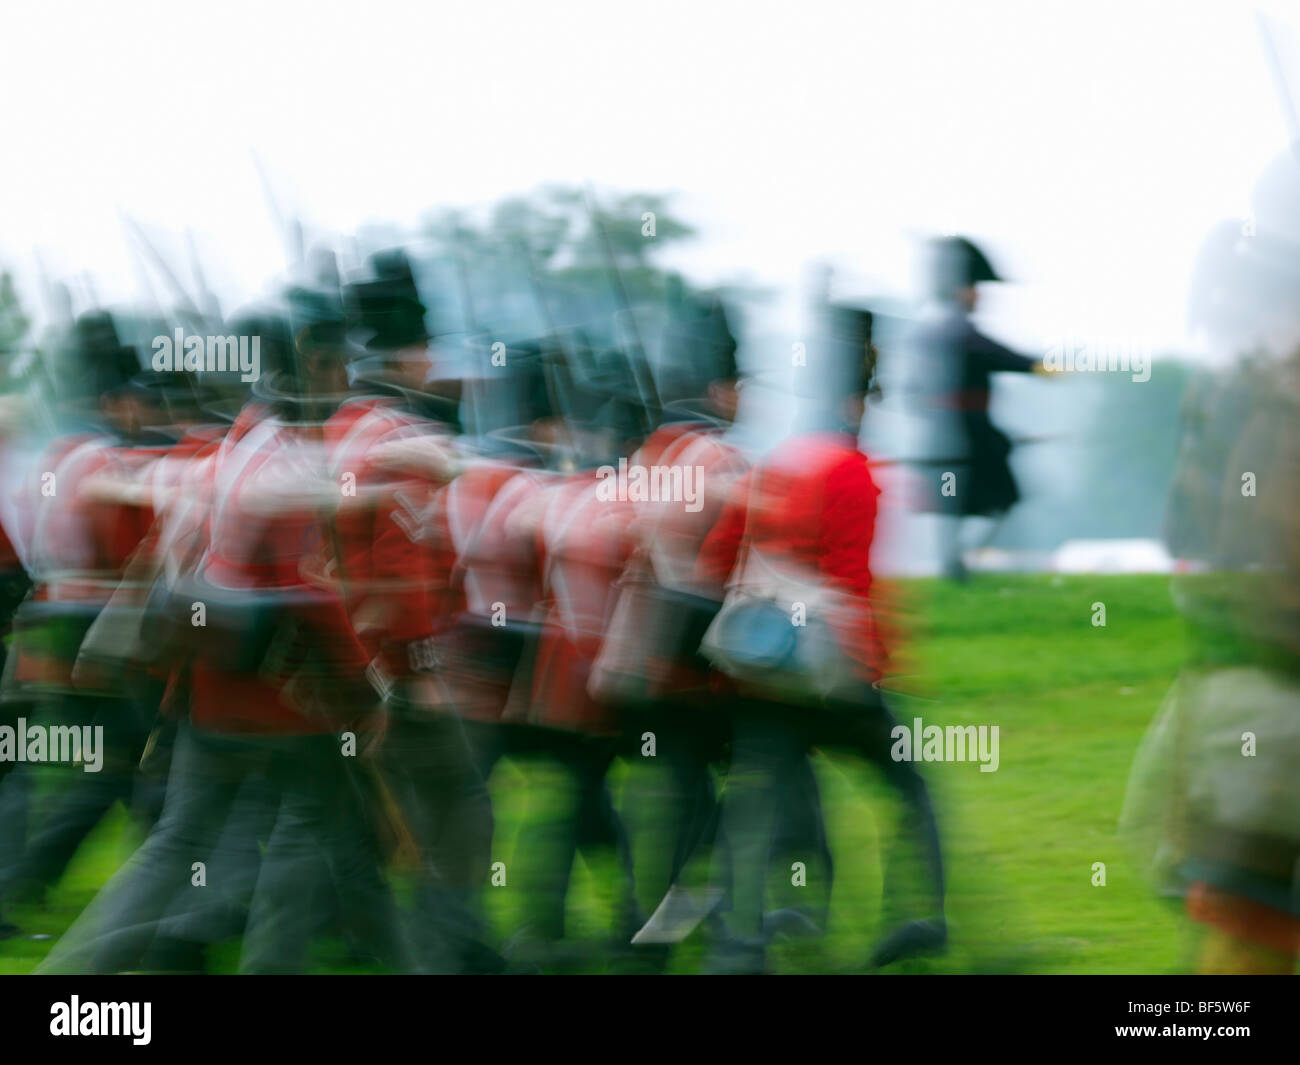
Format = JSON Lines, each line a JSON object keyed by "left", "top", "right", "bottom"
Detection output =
{"left": 911, "top": 237, "right": 1044, "bottom": 580}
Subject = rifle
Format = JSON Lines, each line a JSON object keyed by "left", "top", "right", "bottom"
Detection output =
{"left": 582, "top": 185, "right": 662, "bottom": 436}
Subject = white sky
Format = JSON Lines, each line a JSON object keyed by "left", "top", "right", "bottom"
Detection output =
{"left": 1, "top": 0, "right": 1297, "bottom": 357}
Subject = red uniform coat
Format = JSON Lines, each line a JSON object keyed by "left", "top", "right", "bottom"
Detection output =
{"left": 440, "top": 461, "right": 547, "bottom": 722}
{"left": 323, "top": 397, "right": 457, "bottom": 680}
{"left": 188, "top": 412, "right": 374, "bottom": 736}
{"left": 522, "top": 472, "right": 635, "bottom": 736}
{"left": 14, "top": 433, "right": 169, "bottom": 690}
{"left": 595, "top": 421, "right": 749, "bottom": 697}
{"left": 697, "top": 431, "right": 887, "bottom": 683}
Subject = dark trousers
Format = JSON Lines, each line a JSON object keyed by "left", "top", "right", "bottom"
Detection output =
{"left": 381, "top": 704, "right": 496, "bottom": 972}
{"left": 507, "top": 727, "right": 638, "bottom": 943}
{"left": 238, "top": 733, "right": 409, "bottom": 974}
{"left": 619, "top": 701, "right": 729, "bottom": 903}
{"left": 153, "top": 770, "right": 278, "bottom": 947}
{"left": 39, "top": 721, "right": 410, "bottom": 974}
{"left": 0, "top": 695, "right": 159, "bottom": 903}
{"left": 720, "top": 687, "right": 945, "bottom": 942}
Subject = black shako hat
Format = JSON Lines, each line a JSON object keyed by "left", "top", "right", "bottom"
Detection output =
{"left": 347, "top": 280, "right": 431, "bottom": 353}
{"left": 72, "top": 311, "right": 142, "bottom": 399}
{"left": 929, "top": 235, "right": 1002, "bottom": 299}
{"left": 660, "top": 286, "right": 739, "bottom": 404}
{"left": 225, "top": 304, "right": 293, "bottom": 378}
{"left": 247, "top": 287, "right": 353, "bottom": 418}
{"left": 345, "top": 249, "right": 433, "bottom": 354}
{"left": 286, "top": 284, "right": 350, "bottom": 357}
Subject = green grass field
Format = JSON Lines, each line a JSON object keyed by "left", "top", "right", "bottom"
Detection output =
{"left": 0, "top": 574, "right": 1193, "bottom": 974}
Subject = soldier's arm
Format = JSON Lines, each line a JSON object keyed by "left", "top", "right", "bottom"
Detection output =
{"left": 79, "top": 468, "right": 173, "bottom": 509}
{"left": 235, "top": 462, "right": 345, "bottom": 516}
{"left": 968, "top": 328, "right": 1042, "bottom": 375}
{"left": 368, "top": 433, "right": 463, "bottom": 483}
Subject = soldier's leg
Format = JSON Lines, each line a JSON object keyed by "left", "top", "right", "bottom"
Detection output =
{"left": 0, "top": 695, "right": 80, "bottom": 900}
{"left": 461, "top": 717, "right": 508, "bottom": 786}
{"left": 767, "top": 752, "right": 835, "bottom": 932}
{"left": 36, "top": 721, "right": 252, "bottom": 973}
{"left": 629, "top": 704, "right": 735, "bottom": 949}
{"left": 507, "top": 728, "right": 628, "bottom": 946}
{"left": 617, "top": 704, "right": 731, "bottom": 962}
{"left": 666, "top": 707, "right": 730, "bottom": 886}
{"left": 712, "top": 699, "right": 809, "bottom": 959}
{"left": 826, "top": 687, "right": 948, "bottom": 966}
{"left": 0, "top": 692, "right": 37, "bottom": 880}
{"left": 152, "top": 769, "right": 278, "bottom": 951}
{"left": 571, "top": 735, "right": 639, "bottom": 938}
{"left": 835, "top": 689, "right": 945, "bottom": 916}
{"left": 0, "top": 757, "right": 35, "bottom": 897}
{"left": 935, "top": 458, "right": 972, "bottom": 582}
{"left": 121, "top": 675, "right": 170, "bottom": 832}
{"left": 240, "top": 735, "right": 411, "bottom": 974}
{"left": 384, "top": 704, "right": 497, "bottom": 972}
{"left": 622, "top": 702, "right": 721, "bottom": 900}
{"left": 938, "top": 516, "right": 968, "bottom": 582}
{"left": 4, "top": 696, "right": 144, "bottom": 899}
{"left": 517, "top": 728, "right": 586, "bottom": 943}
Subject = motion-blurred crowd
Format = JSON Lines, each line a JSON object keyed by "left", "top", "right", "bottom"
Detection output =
{"left": 0, "top": 227, "right": 963, "bottom": 974}
{"left": 0, "top": 152, "right": 1295, "bottom": 974}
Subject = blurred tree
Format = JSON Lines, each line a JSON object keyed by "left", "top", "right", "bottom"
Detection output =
{"left": 419, "top": 184, "right": 702, "bottom": 328}
{"left": 0, "top": 272, "right": 31, "bottom": 354}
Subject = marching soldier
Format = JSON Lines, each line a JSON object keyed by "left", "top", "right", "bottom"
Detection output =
{"left": 329, "top": 253, "right": 498, "bottom": 973}
{"left": 590, "top": 295, "right": 749, "bottom": 949}
{"left": 489, "top": 346, "right": 644, "bottom": 965}
{"left": 0, "top": 314, "right": 170, "bottom": 923}
{"left": 696, "top": 306, "right": 947, "bottom": 973}
{"left": 40, "top": 289, "right": 411, "bottom": 974}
